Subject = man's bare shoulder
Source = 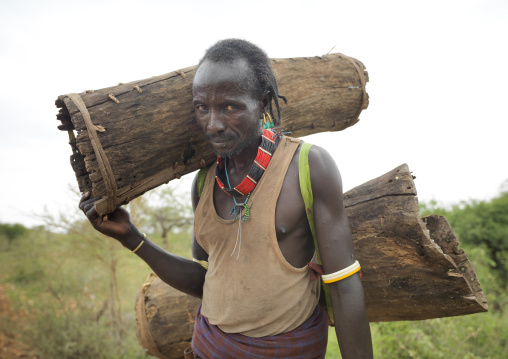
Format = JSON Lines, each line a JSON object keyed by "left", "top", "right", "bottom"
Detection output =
{"left": 306, "top": 144, "right": 343, "bottom": 194}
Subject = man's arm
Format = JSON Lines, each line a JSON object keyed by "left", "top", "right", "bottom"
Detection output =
{"left": 308, "top": 146, "right": 373, "bottom": 359}
{"left": 79, "top": 172, "right": 207, "bottom": 298}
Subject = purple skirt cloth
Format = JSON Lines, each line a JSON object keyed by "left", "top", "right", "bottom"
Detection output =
{"left": 192, "top": 304, "right": 328, "bottom": 359}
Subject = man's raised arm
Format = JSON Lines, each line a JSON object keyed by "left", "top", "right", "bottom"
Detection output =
{"left": 308, "top": 146, "right": 373, "bottom": 359}
{"left": 78, "top": 172, "right": 207, "bottom": 298}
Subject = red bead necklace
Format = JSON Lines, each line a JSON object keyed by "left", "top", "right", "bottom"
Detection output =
{"left": 215, "top": 129, "right": 276, "bottom": 197}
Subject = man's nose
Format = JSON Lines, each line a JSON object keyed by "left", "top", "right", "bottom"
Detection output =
{"left": 207, "top": 110, "right": 225, "bottom": 135}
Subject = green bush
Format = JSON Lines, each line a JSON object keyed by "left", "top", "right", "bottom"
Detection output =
{"left": 325, "top": 243, "right": 507, "bottom": 358}
{"left": 3, "top": 184, "right": 507, "bottom": 358}
{"left": 0, "top": 227, "right": 148, "bottom": 358}
{"left": 25, "top": 304, "right": 118, "bottom": 359}
{"left": 0, "top": 222, "right": 28, "bottom": 247}
{"left": 8, "top": 258, "right": 45, "bottom": 284}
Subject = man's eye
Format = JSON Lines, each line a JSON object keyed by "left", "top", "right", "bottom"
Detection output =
{"left": 224, "top": 105, "right": 235, "bottom": 110}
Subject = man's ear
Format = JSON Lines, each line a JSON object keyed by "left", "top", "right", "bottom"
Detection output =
{"left": 260, "top": 92, "right": 283, "bottom": 127}
{"left": 260, "top": 92, "right": 282, "bottom": 126}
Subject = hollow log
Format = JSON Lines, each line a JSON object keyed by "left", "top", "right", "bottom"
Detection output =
{"left": 135, "top": 274, "right": 200, "bottom": 359}
{"left": 55, "top": 53, "right": 368, "bottom": 215}
{"left": 344, "top": 164, "right": 487, "bottom": 321}
{"left": 134, "top": 164, "right": 487, "bottom": 358}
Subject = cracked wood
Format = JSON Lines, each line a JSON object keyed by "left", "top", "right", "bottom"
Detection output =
{"left": 55, "top": 53, "right": 368, "bottom": 214}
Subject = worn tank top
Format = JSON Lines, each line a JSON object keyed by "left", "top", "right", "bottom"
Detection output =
{"left": 194, "top": 136, "right": 320, "bottom": 337}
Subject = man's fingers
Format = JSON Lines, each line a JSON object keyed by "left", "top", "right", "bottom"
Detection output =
{"left": 82, "top": 201, "right": 96, "bottom": 213}
{"left": 58, "top": 124, "right": 73, "bottom": 131}
{"left": 85, "top": 206, "right": 100, "bottom": 221}
{"left": 79, "top": 197, "right": 94, "bottom": 211}
{"left": 79, "top": 191, "right": 90, "bottom": 204}
{"left": 79, "top": 192, "right": 101, "bottom": 211}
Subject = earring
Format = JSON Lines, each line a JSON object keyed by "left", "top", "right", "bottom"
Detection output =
{"left": 262, "top": 112, "right": 274, "bottom": 129}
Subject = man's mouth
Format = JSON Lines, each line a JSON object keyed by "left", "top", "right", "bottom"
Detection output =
{"left": 207, "top": 135, "right": 236, "bottom": 146}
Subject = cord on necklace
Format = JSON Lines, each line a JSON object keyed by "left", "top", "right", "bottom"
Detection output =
{"left": 225, "top": 158, "right": 251, "bottom": 221}
{"left": 225, "top": 157, "right": 251, "bottom": 260}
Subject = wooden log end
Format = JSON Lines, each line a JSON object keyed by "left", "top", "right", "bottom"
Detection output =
{"left": 135, "top": 274, "right": 200, "bottom": 359}
{"left": 345, "top": 164, "right": 488, "bottom": 321}
{"left": 422, "top": 215, "right": 488, "bottom": 312}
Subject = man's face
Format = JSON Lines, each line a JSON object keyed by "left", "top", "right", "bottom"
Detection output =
{"left": 192, "top": 59, "right": 263, "bottom": 158}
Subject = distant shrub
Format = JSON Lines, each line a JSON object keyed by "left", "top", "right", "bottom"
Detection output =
{"left": 8, "top": 259, "right": 44, "bottom": 284}
{"left": 326, "top": 245, "right": 507, "bottom": 358}
{"left": 0, "top": 223, "right": 28, "bottom": 247}
{"left": 25, "top": 304, "right": 119, "bottom": 359}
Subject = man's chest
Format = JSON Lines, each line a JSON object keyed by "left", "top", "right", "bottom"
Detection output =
{"left": 212, "top": 157, "right": 314, "bottom": 267}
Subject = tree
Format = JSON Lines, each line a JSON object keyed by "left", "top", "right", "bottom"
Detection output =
{"left": 141, "top": 184, "right": 193, "bottom": 249}
{"left": 420, "top": 185, "right": 508, "bottom": 288}
{"left": 449, "top": 192, "right": 508, "bottom": 287}
{"left": 0, "top": 223, "right": 28, "bottom": 247}
{"left": 40, "top": 190, "right": 127, "bottom": 347}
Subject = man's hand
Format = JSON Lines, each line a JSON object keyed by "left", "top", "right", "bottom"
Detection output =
{"left": 78, "top": 189, "right": 206, "bottom": 298}
{"left": 79, "top": 191, "right": 142, "bottom": 247}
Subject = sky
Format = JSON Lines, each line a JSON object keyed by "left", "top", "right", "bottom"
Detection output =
{"left": 0, "top": 0, "right": 507, "bottom": 227}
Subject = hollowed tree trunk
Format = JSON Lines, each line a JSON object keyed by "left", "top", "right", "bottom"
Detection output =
{"left": 55, "top": 53, "right": 368, "bottom": 215}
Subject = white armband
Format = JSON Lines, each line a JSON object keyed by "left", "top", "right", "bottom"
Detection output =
{"left": 321, "top": 260, "right": 361, "bottom": 284}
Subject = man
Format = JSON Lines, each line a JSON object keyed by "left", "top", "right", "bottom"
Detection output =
{"left": 80, "top": 39, "right": 373, "bottom": 358}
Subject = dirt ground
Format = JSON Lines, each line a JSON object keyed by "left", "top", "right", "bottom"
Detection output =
{"left": 0, "top": 285, "right": 39, "bottom": 359}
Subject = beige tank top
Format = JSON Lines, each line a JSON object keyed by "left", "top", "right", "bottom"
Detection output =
{"left": 194, "top": 136, "right": 320, "bottom": 337}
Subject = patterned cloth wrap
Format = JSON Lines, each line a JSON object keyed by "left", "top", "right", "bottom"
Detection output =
{"left": 192, "top": 304, "right": 328, "bottom": 359}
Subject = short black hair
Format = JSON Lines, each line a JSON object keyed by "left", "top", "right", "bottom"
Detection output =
{"left": 198, "top": 38, "right": 287, "bottom": 124}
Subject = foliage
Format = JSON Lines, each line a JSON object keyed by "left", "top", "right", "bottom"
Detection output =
{"left": 420, "top": 190, "right": 508, "bottom": 289}
{"left": 0, "top": 224, "right": 151, "bottom": 358}
{"left": 0, "top": 227, "right": 192, "bottom": 358}
{"left": 325, "top": 244, "right": 508, "bottom": 358}
{"left": 0, "top": 183, "right": 194, "bottom": 358}
{"left": 139, "top": 183, "right": 194, "bottom": 249}
{"left": 23, "top": 294, "right": 120, "bottom": 359}
{"left": 2, "top": 181, "right": 508, "bottom": 358}
{"left": 418, "top": 199, "right": 451, "bottom": 218}
{"left": 448, "top": 193, "right": 508, "bottom": 287}
{"left": 0, "top": 222, "right": 28, "bottom": 247}
{"left": 329, "top": 185, "right": 508, "bottom": 358}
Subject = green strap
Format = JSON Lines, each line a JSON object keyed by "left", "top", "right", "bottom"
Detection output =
{"left": 197, "top": 168, "right": 208, "bottom": 198}
{"left": 298, "top": 142, "right": 335, "bottom": 326}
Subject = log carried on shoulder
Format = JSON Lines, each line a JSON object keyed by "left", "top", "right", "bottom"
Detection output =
{"left": 55, "top": 53, "right": 368, "bottom": 215}
{"left": 134, "top": 164, "right": 487, "bottom": 359}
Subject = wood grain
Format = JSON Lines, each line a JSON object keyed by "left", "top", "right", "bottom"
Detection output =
{"left": 55, "top": 54, "right": 368, "bottom": 215}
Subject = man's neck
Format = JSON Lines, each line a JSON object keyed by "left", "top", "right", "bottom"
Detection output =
{"left": 226, "top": 136, "right": 262, "bottom": 179}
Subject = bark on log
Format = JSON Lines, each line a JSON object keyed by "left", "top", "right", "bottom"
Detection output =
{"left": 54, "top": 53, "right": 368, "bottom": 215}
{"left": 343, "top": 164, "right": 487, "bottom": 321}
{"left": 134, "top": 164, "right": 487, "bottom": 358}
{"left": 135, "top": 274, "right": 200, "bottom": 359}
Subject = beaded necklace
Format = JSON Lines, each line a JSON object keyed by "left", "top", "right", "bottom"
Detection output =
{"left": 215, "top": 128, "right": 276, "bottom": 199}
{"left": 215, "top": 129, "right": 278, "bottom": 259}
